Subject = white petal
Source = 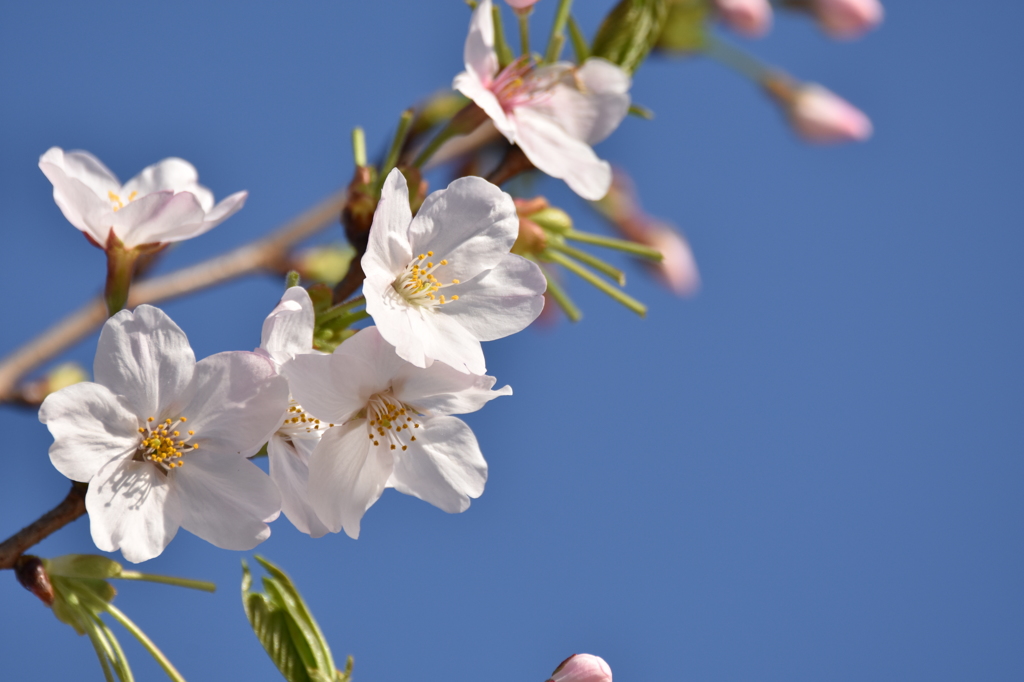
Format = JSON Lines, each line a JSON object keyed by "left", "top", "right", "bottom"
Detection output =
{"left": 309, "top": 421, "right": 394, "bottom": 539}
{"left": 177, "top": 351, "right": 289, "bottom": 458}
{"left": 39, "top": 155, "right": 115, "bottom": 245}
{"left": 453, "top": 71, "right": 516, "bottom": 141}
{"left": 406, "top": 176, "right": 519, "bottom": 281}
{"left": 464, "top": 0, "right": 499, "bottom": 85}
{"left": 109, "top": 190, "right": 206, "bottom": 248}
{"left": 573, "top": 58, "right": 632, "bottom": 144}
{"left": 40, "top": 147, "right": 120, "bottom": 198}
{"left": 93, "top": 305, "right": 196, "bottom": 421}
{"left": 87, "top": 458, "right": 180, "bottom": 564}
{"left": 438, "top": 253, "right": 546, "bottom": 341}
{"left": 393, "top": 364, "right": 511, "bottom": 417}
{"left": 268, "top": 435, "right": 330, "bottom": 538}
{"left": 173, "top": 190, "right": 248, "bottom": 241}
{"left": 260, "top": 286, "right": 316, "bottom": 365}
{"left": 361, "top": 169, "right": 414, "bottom": 284}
{"left": 513, "top": 105, "right": 613, "bottom": 200}
{"left": 363, "top": 287, "right": 438, "bottom": 370}
{"left": 411, "top": 310, "right": 486, "bottom": 374}
{"left": 389, "top": 416, "right": 487, "bottom": 513}
{"left": 120, "top": 157, "right": 210, "bottom": 209}
{"left": 39, "top": 382, "right": 140, "bottom": 483}
{"left": 175, "top": 452, "right": 281, "bottom": 550}
{"left": 283, "top": 351, "right": 379, "bottom": 424}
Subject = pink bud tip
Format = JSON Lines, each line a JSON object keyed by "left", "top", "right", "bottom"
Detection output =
{"left": 814, "top": 0, "right": 884, "bottom": 39}
{"left": 645, "top": 223, "right": 701, "bottom": 297}
{"left": 549, "top": 654, "right": 613, "bottom": 682}
{"left": 714, "top": 0, "right": 773, "bottom": 38}
{"left": 505, "top": 0, "right": 541, "bottom": 9}
{"left": 789, "top": 85, "right": 873, "bottom": 144}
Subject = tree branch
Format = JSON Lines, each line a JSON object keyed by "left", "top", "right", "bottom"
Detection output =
{"left": 0, "top": 483, "right": 87, "bottom": 570}
{"left": 0, "top": 189, "right": 347, "bottom": 403}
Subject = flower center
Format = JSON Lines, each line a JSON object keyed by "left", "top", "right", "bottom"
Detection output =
{"left": 277, "top": 400, "right": 334, "bottom": 441}
{"left": 391, "top": 250, "right": 462, "bottom": 308}
{"left": 490, "top": 56, "right": 565, "bottom": 111}
{"left": 133, "top": 416, "right": 196, "bottom": 472}
{"left": 108, "top": 190, "right": 138, "bottom": 212}
{"left": 365, "top": 391, "right": 421, "bottom": 452}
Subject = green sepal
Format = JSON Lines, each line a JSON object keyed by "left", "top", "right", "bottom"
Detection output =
{"left": 655, "top": 0, "right": 709, "bottom": 53}
{"left": 591, "top": 0, "right": 670, "bottom": 74}
{"left": 46, "top": 554, "right": 122, "bottom": 580}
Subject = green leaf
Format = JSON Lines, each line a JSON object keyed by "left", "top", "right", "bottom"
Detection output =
{"left": 655, "top": 0, "right": 709, "bottom": 53}
{"left": 591, "top": 0, "right": 670, "bottom": 74}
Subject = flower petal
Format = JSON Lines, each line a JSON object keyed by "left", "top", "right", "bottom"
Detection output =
{"left": 86, "top": 458, "right": 180, "bottom": 563}
{"left": 39, "top": 382, "right": 140, "bottom": 483}
{"left": 93, "top": 305, "right": 196, "bottom": 421}
{"left": 388, "top": 416, "right": 487, "bottom": 513}
{"left": 437, "top": 253, "right": 546, "bottom": 341}
{"left": 513, "top": 105, "right": 613, "bottom": 200}
{"left": 453, "top": 72, "right": 516, "bottom": 141}
{"left": 555, "top": 58, "right": 632, "bottom": 145}
{"left": 171, "top": 190, "right": 248, "bottom": 242}
{"left": 406, "top": 175, "right": 519, "bottom": 280}
{"left": 175, "top": 452, "right": 281, "bottom": 550}
{"left": 283, "top": 350, "right": 380, "bottom": 424}
{"left": 260, "top": 286, "right": 316, "bottom": 365}
{"left": 393, "top": 364, "right": 511, "bottom": 417}
{"left": 464, "top": 0, "right": 499, "bottom": 86}
{"left": 39, "top": 152, "right": 116, "bottom": 245}
{"left": 177, "top": 351, "right": 289, "bottom": 458}
{"left": 362, "top": 169, "right": 414, "bottom": 284}
{"left": 309, "top": 420, "right": 394, "bottom": 539}
{"left": 110, "top": 190, "right": 206, "bottom": 248}
{"left": 120, "top": 157, "right": 213, "bottom": 211}
{"left": 40, "top": 147, "right": 120, "bottom": 198}
{"left": 269, "top": 435, "right": 330, "bottom": 538}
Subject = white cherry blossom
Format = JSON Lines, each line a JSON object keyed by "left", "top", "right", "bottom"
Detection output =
{"left": 39, "top": 305, "right": 287, "bottom": 563}
{"left": 38, "top": 147, "right": 247, "bottom": 250}
{"left": 257, "top": 286, "right": 331, "bottom": 538}
{"left": 282, "top": 326, "right": 511, "bottom": 539}
{"left": 453, "top": 0, "right": 631, "bottom": 200}
{"left": 362, "top": 169, "right": 546, "bottom": 375}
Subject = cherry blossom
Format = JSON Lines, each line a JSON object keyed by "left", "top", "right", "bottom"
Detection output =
{"left": 282, "top": 326, "right": 511, "bottom": 539}
{"left": 714, "top": 0, "right": 773, "bottom": 37}
{"left": 787, "top": 84, "right": 874, "bottom": 143}
{"left": 362, "top": 169, "right": 546, "bottom": 375}
{"left": 257, "top": 286, "right": 331, "bottom": 538}
{"left": 38, "top": 147, "right": 247, "bottom": 250}
{"left": 453, "top": 0, "right": 631, "bottom": 200}
{"left": 549, "top": 655, "right": 613, "bottom": 682}
{"left": 812, "top": 0, "right": 884, "bottom": 39}
{"left": 39, "top": 305, "right": 287, "bottom": 563}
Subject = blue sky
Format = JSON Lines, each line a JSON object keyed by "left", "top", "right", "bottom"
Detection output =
{"left": 1, "top": 2, "right": 1022, "bottom": 681}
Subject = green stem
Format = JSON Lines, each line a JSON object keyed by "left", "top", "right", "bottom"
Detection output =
{"left": 517, "top": 10, "right": 531, "bottom": 57}
{"left": 318, "top": 295, "right": 366, "bottom": 325}
{"left": 285, "top": 270, "right": 300, "bottom": 289}
{"left": 564, "top": 230, "right": 664, "bottom": 260}
{"left": 89, "top": 611, "right": 134, "bottom": 682}
{"left": 377, "top": 109, "right": 415, "bottom": 192}
{"left": 544, "top": 250, "right": 647, "bottom": 317}
{"left": 539, "top": 264, "right": 583, "bottom": 322}
{"left": 351, "top": 127, "right": 367, "bottom": 168}
{"left": 702, "top": 34, "right": 774, "bottom": 83}
{"left": 545, "top": 0, "right": 574, "bottom": 63}
{"left": 567, "top": 15, "right": 590, "bottom": 62}
{"left": 549, "top": 242, "right": 625, "bottom": 286}
{"left": 493, "top": 5, "right": 514, "bottom": 68}
{"left": 116, "top": 571, "right": 216, "bottom": 593}
{"left": 104, "top": 603, "right": 187, "bottom": 682}
{"left": 80, "top": 611, "right": 119, "bottom": 682}
{"left": 322, "top": 309, "right": 370, "bottom": 331}
{"left": 104, "top": 245, "right": 141, "bottom": 317}
{"left": 412, "top": 103, "right": 488, "bottom": 168}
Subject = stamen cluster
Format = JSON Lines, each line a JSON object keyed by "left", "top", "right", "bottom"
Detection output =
{"left": 365, "top": 392, "right": 420, "bottom": 452}
{"left": 392, "top": 251, "right": 461, "bottom": 308}
{"left": 135, "top": 416, "right": 197, "bottom": 470}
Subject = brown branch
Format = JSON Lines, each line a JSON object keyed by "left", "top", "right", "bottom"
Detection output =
{"left": 0, "top": 483, "right": 87, "bottom": 570}
{"left": 0, "top": 189, "right": 347, "bottom": 402}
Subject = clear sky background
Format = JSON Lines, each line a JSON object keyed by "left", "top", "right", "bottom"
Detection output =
{"left": 2, "top": 2, "right": 1022, "bottom": 681}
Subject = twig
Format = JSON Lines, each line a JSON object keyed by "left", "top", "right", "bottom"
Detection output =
{"left": 0, "top": 483, "right": 87, "bottom": 570}
{"left": 0, "top": 189, "right": 347, "bottom": 403}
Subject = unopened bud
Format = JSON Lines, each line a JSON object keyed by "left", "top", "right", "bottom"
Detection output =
{"left": 812, "top": 0, "right": 883, "bottom": 39}
{"left": 513, "top": 218, "right": 548, "bottom": 255}
{"left": 714, "top": 0, "right": 772, "bottom": 38}
{"left": 294, "top": 245, "right": 356, "bottom": 287}
{"left": 529, "top": 207, "right": 573, "bottom": 235}
{"left": 767, "top": 78, "right": 872, "bottom": 144}
{"left": 640, "top": 221, "right": 700, "bottom": 296}
{"left": 19, "top": 362, "right": 88, "bottom": 404}
{"left": 549, "top": 654, "right": 613, "bottom": 682}
{"left": 506, "top": 0, "right": 541, "bottom": 8}
{"left": 15, "top": 555, "right": 55, "bottom": 606}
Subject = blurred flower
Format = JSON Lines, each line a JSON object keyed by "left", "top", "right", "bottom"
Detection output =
{"left": 38, "top": 147, "right": 247, "bottom": 250}
{"left": 714, "top": 0, "right": 773, "bottom": 37}
{"left": 811, "top": 0, "right": 883, "bottom": 39}
{"left": 454, "top": 0, "right": 632, "bottom": 200}
{"left": 362, "top": 169, "right": 546, "bottom": 375}
{"left": 39, "top": 305, "right": 287, "bottom": 563}
{"left": 505, "top": 0, "right": 541, "bottom": 9}
{"left": 283, "top": 326, "right": 510, "bottom": 539}
{"left": 258, "top": 287, "right": 332, "bottom": 538}
{"left": 549, "top": 654, "right": 613, "bottom": 682}
{"left": 766, "top": 79, "right": 873, "bottom": 144}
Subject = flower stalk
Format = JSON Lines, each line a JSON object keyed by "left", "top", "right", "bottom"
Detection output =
{"left": 545, "top": 0, "right": 574, "bottom": 63}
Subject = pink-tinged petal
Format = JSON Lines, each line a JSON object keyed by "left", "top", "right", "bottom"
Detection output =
{"left": 543, "top": 59, "right": 631, "bottom": 146}
{"left": 110, "top": 190, "right": 206, "bottom": 248}
{"left": 120, "top": 157, "right": 207, "bottom": 207}
{"left": 437, "top": 253, "right": 546, "bottom": 341}
{"left": 86, "top": 458, "right": 180, "bottom": 564}
{"left": 39, "top": 157, "right": 116, "bottom": 245}
{"left": 550, "top": 654, "right": 613, "bottom": 682}
{"left": 93, "top": 305, "right": 196, "bottom": 422}
{"left": 362, "top": 169, "right": 414, "bottom": 284}
{"left": 177, "top": 351, "right": 289, "bottom": 458}
{"left": 363, "top": 289, "right": 438, "bottom": 370}
{"left": 269, "top": 435, "right": 330, "bottom": 538}
{"left": 788, "top": 84, "right": 873, "bottom": 144}
{"left": 513, "top": 105, "right": 613, "bottom": 200}
{"left": 283, "top": 349, "right": 380, "bottom": 424}
{"left": 465, "top": 0, "right": 499, "bottom": 86}
{"left": 506, "top": 0, "right": 541, "bottom": 8}
{"left": 40, "top": 147, "right": 120, "bottom": 197}
{"left": 173, "top": 190, "right": 248, "bottom": 241}
{"left": 644, "top": 223, "right": 701, "bottom": 296}
{"left": 453, "top": 72, "right": 516, "bottom": 141}
{"left": 814, "top": 0, "right": 883, "bottom": 39}
{"left": 260, "top": 286, "right": 316, "bottom": 365}
{"left": 308, "top": 421, "right": 394, "bottom": 539}
{"left": 40, "top": 382, "right": 140, "bottom": 483}
{"left": 388, "top": 416, "right": 487, "bottom": 513}
{"left": 407, "top": 175, "right": 520, "bottom": 280}
{"left": 393, "top": 364, "right": 511, "bottom": 417}
{"left": 175, "top": 451, "right": 281, "bottom": 550}
{"left": 714, "top": 0, "right": 773, "bottom": 37}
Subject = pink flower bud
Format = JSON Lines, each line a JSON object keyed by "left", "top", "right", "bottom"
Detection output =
{"left": 813, "top": 0, "right": 884, "bottom": 39}
{"left": 549, "top": 654, "right": 613, "bottom": 682}
{"left": 642, "top": 221, "right": 701, "bottom": 297}
{"left": 786, "top": 84, "right": 873, "bottom": 144}
{"left": 714, "top": 0, "right": 773, "bottom": 38}
{"left": 505, "top": 0, "right": 541, "bottom": 9}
